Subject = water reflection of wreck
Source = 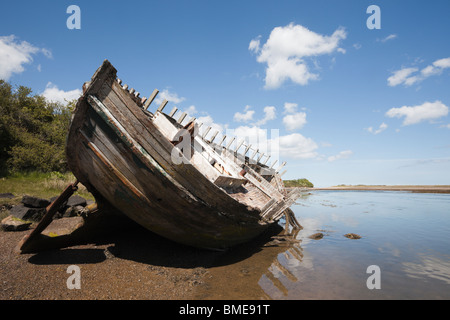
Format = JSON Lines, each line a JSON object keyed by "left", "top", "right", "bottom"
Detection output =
{"left": 260, "top": 227, "right": 303, "bottom": 298}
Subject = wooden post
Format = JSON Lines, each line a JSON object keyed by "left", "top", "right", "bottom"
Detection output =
{"left": 144, "top": 89, "right": 159, "bottom": 109}
{"left": 218, "top": 135, "right": 227, "bottom": 146}
{"left": 209, "top": 130, "right": 219, "bottom": 143}
{"left": 177, "top": 112, "right": 187, "bottom": 124}
{"left": 257, "top": 152, "right": 265, "bottom": 163}
{"left": 244, "top": 144, "right": 252, "bottom": 155}
{"left": 168, "top": 107, "right": 178, "bottom": 117}
{"left": 202, "top": 126, "right": 211, "bottom": 139}
{"left": 276, "top": 161, "right": 287, "bottom": 172}
{"left": 270, "top": 159, "right": 278, "bottom": 169}
{"left": 157, "top": 99, "right": 168, "bottom": 112}
{"left": 226, "top": 137, "right": 235, "bottom": 149}
{"left": 235, "top": 140, "right": 244, "bottom": 152}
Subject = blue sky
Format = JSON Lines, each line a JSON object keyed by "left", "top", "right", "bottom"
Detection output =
{"left": 1, "top": 0, "right": 450, "bottom": 187}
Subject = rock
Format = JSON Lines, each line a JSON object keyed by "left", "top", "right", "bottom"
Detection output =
{"left": 0, "top": 193, "right": 15, "bottom": 199}
{"left": 66, "top": 195, "right": 87, "bottom": 207}
{"left": 344, "top": 233, "right": 362, "bottom": 239}
{"left": 62, "top": 205, "right": 84, "bottom": 218}
{"left": 308, "top": 232, "right": 324, "bottom": 240}
{"left": 10, "top": 204, "right": 45, "bottom": 221}
{"left": 1, "top": 215, "right": 32, "bottom": 231}
{"left": 21, "top": 195, "right": 50, "bottom": 208}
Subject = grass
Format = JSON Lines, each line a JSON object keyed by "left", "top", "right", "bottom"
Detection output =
{"left": 0, "top": 171, "right": 94, "bottom": 201}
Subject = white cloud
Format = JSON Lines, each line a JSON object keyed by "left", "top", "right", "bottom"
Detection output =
{"left": 433, "top": 57, "right": 450, "bottom": 69}
{"left": 253, "top": 106, "right": 276, "bottom": 126}
{"left": 283, "top": 112, "right": 307, "bottom": 131}
{"left": 328, "top": 150, "right": 353, "bottom": 162}
{"left": 233, "top": 105, "right": 255, "bottom": 122}
{"left": 387, "top": 67, "right": 418, "bottom": 87}
{"left": 386, "top": 101, "right": 449, "bottom": 126}
{"left": 440, "top": 124, "right": 450, "bottom": 129}
{"left": 0, "top": 35, "right": 51, "bottom": 80}
{"left": 154, "top": 88, "right": 185, "bottom": 105}
{"left": 283, "top": 102, "right": 298, "bottom": 114}
{"left": 388, "top": 57, "right": 450, "bottom": 87}
{"left": 366, "top": 122, "right": 388, "bottom": 134}
{"left": 248, "top": 36, "right": 261, "bottom": 54}
{"left": 41, "top": 82, "right": 81, "bottom": 104}
{"left": 277, "top": 133, "right": 319, "bottom": 160}
{"left": 378, "top": 34, "right": 397, "bottom": 42}
{"left": 249, "top": 23, "right": 346, "bottom": 89}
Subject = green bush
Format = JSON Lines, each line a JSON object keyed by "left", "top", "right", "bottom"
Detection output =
{"left": 283, "top": 178, "right": 314, "bottom": 188}
{"left": 0, "top": 80, "right": 75, "bottom": 176}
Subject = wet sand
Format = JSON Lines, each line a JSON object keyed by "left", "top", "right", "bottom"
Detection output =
{"left": 0, "top": 216, "right": 284, "bottom": 300}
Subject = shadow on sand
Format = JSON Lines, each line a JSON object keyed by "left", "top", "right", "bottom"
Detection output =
{"left": 27, "top": 213, "right": 292, "bottom": 269}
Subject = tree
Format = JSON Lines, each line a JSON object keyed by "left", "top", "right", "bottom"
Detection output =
{"left": 0, "top": 80, "right": 74, "bottom": 175}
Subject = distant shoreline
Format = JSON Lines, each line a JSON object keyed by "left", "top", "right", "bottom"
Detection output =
{"left": 307, "top": 185, "right": 450, "bottom": 194}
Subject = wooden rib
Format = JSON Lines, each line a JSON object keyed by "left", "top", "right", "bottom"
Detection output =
{"left": 156, "top": 99, "right": 168, "bottom": 112}
{"left": 177, "top": 112, "right": 187, "bottom": 123}
{"left": 202, "top": 126, "right": 211, "bottom": 139}
{"left": 144, "top": 89, "right": 159, "bottom": 109}
{"left": 168, "top": 106, "right": 178, "bottom": 117}
{"left": 235, "top": 140, "right": 244, "bottom": 152}
{"left": 263, "top": 155, "right": 271, "bottom": 165}
{"left": 257, "top": 152, "right": 265, "bottom": 163}
{"left": 244, "top": 144, "right": 252, "bottom": 155}
{"left": 209, "top": 130, "right": 219, "bottom": 143}
{"left": 218, "top": 135, "right": 227, "bottom": 146}
{"left": 270, "top": 160, "right": 278, "bottom": 169}
{"left": 226, "top": 137, "right": 235, "bottom": 149}
{"left": 276, "top": 161, "right": 287, "bottom": 172}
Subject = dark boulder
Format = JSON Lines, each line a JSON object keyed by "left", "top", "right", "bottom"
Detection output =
{"left": 10, "top": 204, "right": 46, "bottom": 221}
{"left": 21, "top": 195, "right": 51, "bottom": 208}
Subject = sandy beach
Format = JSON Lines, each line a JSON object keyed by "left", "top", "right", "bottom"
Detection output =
{"left": 0, "top": 217, "right": 221, "bottom": 300}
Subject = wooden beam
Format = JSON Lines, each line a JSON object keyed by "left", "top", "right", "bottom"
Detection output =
{"left": 202, "top": 126, "right": 211, "bottom": 139}
{"left": 177, "top": 112, "right": 187, "bottom": 124}
{"left": 263, "top": 155, "right": 271, "bottom": 165}
{"left": 226, "top": 137, "right": 235, "bottom": 149}
{"left": 144, "top": 89, "right": 159, "bottom": 109}
{"left": 244, "top": 144, "right": 252, "bottom": 155}
{"left": 276, "top": 161, "right": 287, "bottom": 172}
{"left": 168, "top": 107, "right": 178, "bottom": 117}
{"left": 218, "top": 135, "right": 227, "bottom": 146}
{"left": 257, "top": 152, "right": 265, "bottom": 163}
{"left": 270, "top": 160, "right": 278, "bottom": 169}
{"left": 156, "top": 99, "right": 168, "bottom": 112}
{"left": 208, "top": 130, "right": 219, "bottom": 143}
{"left": 235, "top": 140, "right": 244, "bottom": 152}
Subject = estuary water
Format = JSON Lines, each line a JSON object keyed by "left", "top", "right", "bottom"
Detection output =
{"left": 196, "top": 190, "right": 450, "bottom": 299}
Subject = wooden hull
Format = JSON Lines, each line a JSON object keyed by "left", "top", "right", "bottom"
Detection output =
{"left": 66, "top": 60, "right": 300, "bottom": 249}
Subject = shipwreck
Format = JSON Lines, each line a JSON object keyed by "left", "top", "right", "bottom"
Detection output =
{"left": 18, "top": 60, "right": 302, "bottom": 253}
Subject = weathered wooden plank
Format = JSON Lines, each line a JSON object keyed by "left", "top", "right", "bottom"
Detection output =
{"left": 168, "top": 107, "right": 178, "bottom": 117}
{"left": 144, "top": 89, "right": 159, "bottom": 109}
{"left": 157, "top": 99, "right": 168, "bottom": 112}
{"left": 101, "top": 82, "right": 261, "bottom": 219}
